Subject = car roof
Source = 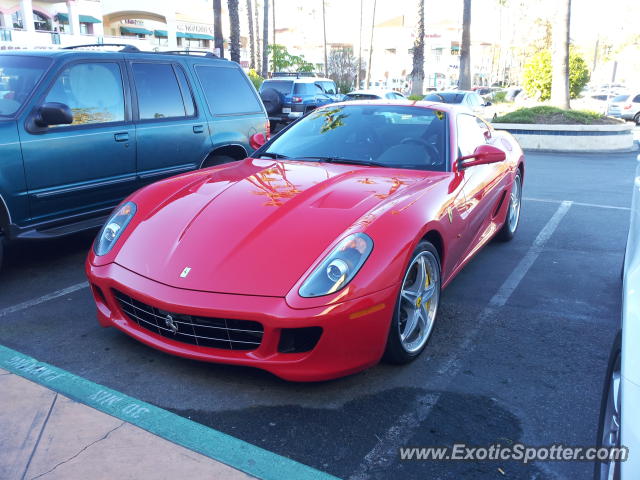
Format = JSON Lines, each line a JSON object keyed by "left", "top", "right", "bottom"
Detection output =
{"left": 320, "top": 98, "right": 465, "bottom": 114}
{"left": 347, "top": 89, "right": 401, "bottom": 95}
{"left": 0, "top": 48, "right": 232, "bottom": 64}
{"left": 267, "top": 77, "right": 333, "bottom": 83}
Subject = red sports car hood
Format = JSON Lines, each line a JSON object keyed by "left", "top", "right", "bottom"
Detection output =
{"left": 115, "top": 159, "right": 447, "bottom": 296}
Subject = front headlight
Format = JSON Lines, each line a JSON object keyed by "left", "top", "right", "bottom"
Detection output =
{"left": 299, "top": 233, "right": 373, "bottom": 298}
{"left": 94, "top": 202, "right": 137, "bottom": 256}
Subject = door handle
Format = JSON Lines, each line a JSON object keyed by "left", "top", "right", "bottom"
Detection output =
{"left": 114, "top": 132, "right": 129, "bottom": 142}
{"left": 193, "top": 125, "right": 205, "bottom": 134}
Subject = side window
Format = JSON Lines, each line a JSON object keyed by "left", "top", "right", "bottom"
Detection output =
{"left": 634, "top": 94, "right": 640, "bottom": 103}
{"left": 195, "top": 65, "right": 262, "bottom": 115}
{"left": 45, "top": 62, "right": 124, "bottom": 127}
{"left": 321, "top": 81, "right": 336, "bottom": 94}
{"left": 132, "top": 63, "right": 187, "bottom": 120}
{"left": 457, "top": 114, "right": 487, "bottom": 157}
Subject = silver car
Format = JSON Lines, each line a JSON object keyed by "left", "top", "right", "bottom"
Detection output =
{"left": 596, "top": 155, "right": 640, "bottom": 479}
{"left": 620, "top": 93, "right": 640, "bottom": 124}
{"left": 343, "top": 89, "right": 407, "bottom": 101}
{"left": 423, "top": 90, "right": 492, "bottom": 118}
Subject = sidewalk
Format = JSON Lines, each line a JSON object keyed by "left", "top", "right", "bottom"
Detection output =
{"left": 0, "top": 368, "right": 254, "bottom": 480}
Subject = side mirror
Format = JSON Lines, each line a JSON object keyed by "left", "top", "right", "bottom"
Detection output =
{"left": 35, "top": 102, "right": 73, "bottom": 127}
{"left": 249, "top": 132, "right": 267, "bottom": 150}
{"left": 458, "top": 144, "right": 506, "bottom": 169}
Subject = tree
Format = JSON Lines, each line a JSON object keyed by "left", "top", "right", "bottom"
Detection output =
{"left": 458, "top": 0, "right": 471, "bottom": 89}
{"left": 267, "top": 44, "right": 314, "bottom": 72}
{"left": 213, "top": 0, "right": 224, "bottom": 58}
{"left": 356, "top": 0, "right": 363, "bottom": 88}
{"left": 255, "top": 0, "right": 261, "bottom": 71}
{"left": 228, "top": 0, "right": 240, "bottom": 63}
{"left": 523, "top": 49, "right": 589, "bottom": 102}
{"left": 261, "top": 0, "right": 269, "bottom": 77}
{"left": 322, "top": 0, "right": 328, "bottom": 77}
{"left": 410, "top": 0, "right": 425, "bottom": 96}
{"left": 365, "top": 0, "right": 377, "bottom": 88}
{"left": 246, "top": 0, "right": 256, "bottom": 69}
{"left": 551, "top": 0, "right": 571, "bottom": 108}
{"left": 328, "top": 47, "right": 361, "bottom": 93}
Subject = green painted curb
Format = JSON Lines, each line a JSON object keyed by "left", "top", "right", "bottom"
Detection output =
{"left": 0, "top": 344, "right": 340, "bottom": 480}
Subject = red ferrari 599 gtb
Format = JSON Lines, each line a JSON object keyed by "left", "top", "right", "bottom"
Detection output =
{"left": 86, "top": 101, "right": 524, "bottom": 381}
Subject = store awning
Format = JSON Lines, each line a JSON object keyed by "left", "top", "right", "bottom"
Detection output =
{"left": 154, "top": 30, "right": 168, "bottom": 38}
{"left": 120, "top": 26, "right": 153, "bottom": 36}
{"left": 177, "top": 32, "right": 214, "bottom": 40}
{"left": 55, "top": 13, "right": 102, "bottom": 24}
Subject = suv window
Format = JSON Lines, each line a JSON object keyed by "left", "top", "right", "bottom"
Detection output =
{"left": 633, "top": 95, "right": 640, "bottom": 103}
{"left": 457, "top": 114, "right": 486, "bottom": 156}
{"left": 45, "top": 62, "right": 124, "bottom": 126}
{"left": 319, "top": 81, "right": 336, "bottom": 94}
{"left": 196, "top": 65, "right": 262, "bottom": 115}
{"left": 261, "top": 80, "right": 293, "bottom": 95}
{"left": 0, "top": 55, "right": 51, "bottom": 116}
{"left": 133, "top": 63, "right": 190, "bottom": 120}
{"left": 294, "top": 83, "right": 323, "bottom": 95}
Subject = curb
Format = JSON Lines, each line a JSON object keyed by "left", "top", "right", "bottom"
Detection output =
{"left": 0, "top": 344, "right": 339, "bottom": 480}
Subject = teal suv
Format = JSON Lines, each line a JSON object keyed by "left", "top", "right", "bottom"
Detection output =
{"left": 0, "top": 45, "right": 268, "bottom": 268}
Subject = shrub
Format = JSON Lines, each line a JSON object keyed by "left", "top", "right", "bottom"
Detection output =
{"left": 248, "top": 69, "right": 263, "bottom": 90}
{"left": 522, "top": 50, "right": 590, "bottom": 101}
{"left": 408, "top": 94, "right": 423, "bottom": 101}
{"left": 493, "top": 106, "right": 606, "bottom": 124}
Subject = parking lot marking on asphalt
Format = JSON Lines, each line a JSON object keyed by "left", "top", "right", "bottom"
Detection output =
{"left": 0, "top": 282, "right": 88, "bottom": 319}
{"left": 0, "top": 344, "right": 338, "bottom": 480}
{"left": 350, "top": 201, "right": 573, "bottom": 480}
{"left": 524, "top": 196, "right": 630, "bottom": 211}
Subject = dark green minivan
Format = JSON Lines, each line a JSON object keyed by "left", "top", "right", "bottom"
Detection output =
{"left": 0, "top": 45, "right": 268, "bottom": 268}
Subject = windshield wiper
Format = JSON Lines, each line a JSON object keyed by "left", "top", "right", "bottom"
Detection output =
{"left": 258, "top": 152, "right": 289, "bottom": 159}
{"left": 299, "top": 156, "right": 388, "bottom": 167}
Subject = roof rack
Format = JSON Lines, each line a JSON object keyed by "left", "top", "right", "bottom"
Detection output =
{"left": 160, "top": 50, "right": 220, "bottom": 58}
{"left": 62, "top": 43, "right": 140, "bottom": 53}
{"left": 272, "top": 71, "right": 318, "bottom": 78}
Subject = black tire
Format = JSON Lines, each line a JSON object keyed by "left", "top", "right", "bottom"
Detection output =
{"left": 384, "top": 240, "right": 441, "bottom": 365}
{"left": 496, "top": 170, "right": 522, "bottom": 242}
{"left": 260, "top": 88, "right": 283, "bottom": 115}
{"left": 269, "top": 120, "right": 279, "bottom": 132}
{"left": 594, "top": 331, "right": 622, "bottom": 480}
{"left": 634, "top": 113, "right": 640, "bottom": 126}
{"left": 202, "top": 155, "right": 236, "bottom": 168}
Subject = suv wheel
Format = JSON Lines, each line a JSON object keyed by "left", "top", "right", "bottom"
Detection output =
{"left": 634, "top": 112, "right": 640, "bottom": 126}
{"left": 260, "top": 88, "right": 283, "bottom": 116}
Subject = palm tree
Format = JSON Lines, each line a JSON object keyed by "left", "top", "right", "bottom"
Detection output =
{"left": 261, "top": 0, "right": 269, "bottom": 77}
{"left": 255, "top": 0, "right": 261, "bottom": 70}
{"left": 410, "top": 0, "right": 425, "bottom": 96}
{"left": 228, "top": 0, "right": 240, "bottom": 62}
{"left": 551, "top": 0, "right": 571, "bottom": 109}
{"left": 322, "top": 0, "right": 328, "bottom": 76}
{"left": 356, "top": 0, "right": 363, "bottom": 88}
{"left": 458, "top": 0, "right": 471, "bottom": 89}
{"left": 213, "top": 0, "right": 224, "bottom": 58}
{"left": 246, "top": 0, "right": 256, "bottom": 69}
{"left": 365, "top": 0, "right": 377, "bottom": 89}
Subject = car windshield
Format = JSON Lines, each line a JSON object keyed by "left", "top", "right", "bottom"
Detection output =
{"left": 260, "top": 105, "right": 448, "bottom": 171}
{"left": 0, "top": 55, "right": 51, "bottom": 116}
{"left": 424, "top": 92, "right": 466, "bottom": 103}
{"left": 261, "top": 80, "right": 293, "bottom": 95}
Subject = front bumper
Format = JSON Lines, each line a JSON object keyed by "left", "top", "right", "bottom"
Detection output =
{"left": 86, "top": 261, "right": 398, "bottom": 381}
{"left": 621, "top": 375, "right": 640, "bottom": 478}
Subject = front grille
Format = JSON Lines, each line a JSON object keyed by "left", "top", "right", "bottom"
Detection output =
{"left": 114, "top": 290, "right": 263, "bottom": 350}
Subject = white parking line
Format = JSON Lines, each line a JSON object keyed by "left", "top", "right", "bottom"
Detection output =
{"left": 0, "top": 282, "right": 89, "bottom": 318}
{"left": 524, "top": 196, "right": 629, "bottom": 211}
{"left": 350, "top": 201, "right": 573, "bottom": 480}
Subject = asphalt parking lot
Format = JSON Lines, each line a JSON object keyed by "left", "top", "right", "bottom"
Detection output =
{"left": 0, "top": 148, "right": 636, "bottom": 480}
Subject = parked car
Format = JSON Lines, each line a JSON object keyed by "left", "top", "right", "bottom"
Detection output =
{"left": 608, "top": 93, "right": 640, "bottom": 124}
{"left": 258, "top": 76, "right": 341, "bottom": 129}
{"left": 86, "top": 101, "right": 525, "bottom": 381}
{"left": 423, "top": 90, "right": 492, "bottom": 118}
{"left": 343, "top": 89, "right": 407, "bottom": 101}
{"left": 0, "top": 45, "right": 268, "bottom": 270}
{"left": 595, "top": 162, "right": 640, "bottom": 479}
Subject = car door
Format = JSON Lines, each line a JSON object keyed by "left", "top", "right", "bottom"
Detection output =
{"left": 456, "top": 113, "right": 506, "bottom": 257}
{"left": 129, "top": 61, "right": 212, "bottom": 186}
{"left": 19, "top": 59, "right": 136, "bottom": 224}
